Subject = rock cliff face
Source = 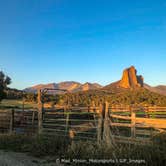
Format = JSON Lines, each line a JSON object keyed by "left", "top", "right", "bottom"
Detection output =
{"left": 119, "top": 66, "right": 144, "bottom": 88}
{"left": 102, "top": 66, "right": 144, "bottom": 91}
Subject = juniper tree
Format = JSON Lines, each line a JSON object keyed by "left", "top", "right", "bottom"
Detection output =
{"left": 0, "top": 71, "right": 11, "bottom": 101}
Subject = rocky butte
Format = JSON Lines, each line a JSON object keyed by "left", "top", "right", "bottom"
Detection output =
{"left": 118, "top": 66, "right": 144, "bottom": 89}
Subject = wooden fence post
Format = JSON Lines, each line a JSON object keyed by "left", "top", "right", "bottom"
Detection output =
{"left": 9, "top": 109, "right": 14, "bottom": 134}
{"left": 91, "top": 101, "right": 95, "bottom": 113}
{"left": 97, "top": 103, "right": 104, "bottom": 144}
{"left": 32, "top": 111, "right": 35, "bottom": 126}
{"left": 145, "top": 106, "right": 149, "bottom": 118}
{"left": 92, "top": 101, "right": 97, "bottom": 126}
{"left": 88, "top": 106, "right": 90, "bottom": 113}
{"left": 131, "top": 107, "right": 136, "bottom": 138}
{"left": 65, "top": 112, "right": 70, "bottom": 136}
{"left": 38, "top": 89, "right": 43, "bottom": 134}
{"left": 103, "top": 102, "right": 113, "bottom": 146}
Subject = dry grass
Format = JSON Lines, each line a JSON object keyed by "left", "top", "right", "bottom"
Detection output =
{"left": 0, "top": 132, "right": 165, "bottom": 165}
{"left": 0, "top": 99, "right": 37, "bottom": 109}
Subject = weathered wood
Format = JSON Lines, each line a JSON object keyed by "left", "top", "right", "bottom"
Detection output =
{"left": 131, "top": 107, "right": 136, "bottom": 138}
{"left": 112, "top": 135, "right": 152, "bottom": 145}
{"left": 38, "top": 89, "right": 43, "bottom": 134}
{"left": 148, "top": 107, "right": 166, "bottom": 111}
{"left": 145, "top": 107, "right": 149, "bottom": 118}
{"left": 110, "top": 109, "right": 131, "bottom": 113}
{"left": 32, "top": 111, "right": 35, "bottom": 126}
{"left": 44, "top": 118, "right": 95, "bottom": 122}
{"left": 110, "top": 114, "right": 131, "bottom": 120}
{"left": 69, "top": 122, "right": 96, "bottom": 139}
{"left": 1, "top": 102, "right": 165, "bottom": 143}
{"left": 45, "top": 111, "right": 97, "bottom": 115}
{"left": 136, "top": 129, "right": 152, "bottom": 136}
{"left": 65, "top": 112, "right": 70, "bottom": 136}
{"left": 22, "top": 98, "right": 25, "bottom": 112}
{"left": 9, "top": 109, "right": 14, "bottom": 134}
{"left": 135, "top": 118, "right": 166, "bottom": 129}
{"left": 110, "top": 122, "right": 132, "bottom": 127}
{"left": 97, "top": 103, "right": 103, "bottom": 144}
{"left": 103, "top": 101, "right": 114, "bottom": 146}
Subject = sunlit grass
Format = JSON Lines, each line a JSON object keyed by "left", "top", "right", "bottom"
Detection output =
{"left": 0, "top": 99, "right": 37, "bottom": 109}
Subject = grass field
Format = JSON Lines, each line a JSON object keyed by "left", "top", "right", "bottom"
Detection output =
{"left": 0, "top": 99, "right": 37, "bottom": 110}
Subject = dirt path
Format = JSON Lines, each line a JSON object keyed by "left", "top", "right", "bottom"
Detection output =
{"left": 0, "top": 150, "right": 62, "bottom": 166}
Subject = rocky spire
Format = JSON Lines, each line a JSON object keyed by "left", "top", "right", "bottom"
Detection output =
{"left": 119, "top": 66, "right": 144, "bottom": 88}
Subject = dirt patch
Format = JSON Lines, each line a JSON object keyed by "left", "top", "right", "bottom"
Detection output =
{"left": 0, "top": 150, "right": 62, "bottom": 166}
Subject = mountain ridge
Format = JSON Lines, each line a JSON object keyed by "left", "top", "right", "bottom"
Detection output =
{"left": 24, "top": 81, "right": 103, "bottom": 93}
{"left": 24, "top": 66, "right": 166, "bottom": 96}
{"left": 144, "top": 84, "right": 166, "bottom": 96}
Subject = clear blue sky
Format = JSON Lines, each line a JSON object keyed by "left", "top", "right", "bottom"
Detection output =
{"left": 0, "top": 0, "right": 166, "bottom": 90}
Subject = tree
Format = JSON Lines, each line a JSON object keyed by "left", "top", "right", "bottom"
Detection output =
{"left": 0, "top": 71, "right": 11, "bottom": 101}
{"left": 25, "top": 93, "right": 36, "bottom": 102}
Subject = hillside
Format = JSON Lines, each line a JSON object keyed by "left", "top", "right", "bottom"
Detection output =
{"left": 23, "top": 66, "right": 166, "bottom": 107}
{"left": 22, "top": 66, "right": 166, "bottom": 106}
{"left": 55, "top": 66, "right": 166, "bottom": 106}
{"left": 144, "top": 84, "right": 166, "bottom": 96}
{"left": 54, "top": 88, "right": 166, "bottom": 107}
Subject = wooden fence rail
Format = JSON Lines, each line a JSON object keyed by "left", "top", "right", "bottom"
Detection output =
{"left": 37, "top": 103, "right": 166, "bottom": 145}
{"left": 0, "top": 109, "right": 38, "bottom": 134}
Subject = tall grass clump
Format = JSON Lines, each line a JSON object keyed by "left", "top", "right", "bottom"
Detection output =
{"left": 0, "top": 132, "right": 165, "bottom": 165}
{"left": 65, "top": 133, "right": 166, "bottom": 166}
{"left": 0, "top": 134, "right": 70, "bottom": 157}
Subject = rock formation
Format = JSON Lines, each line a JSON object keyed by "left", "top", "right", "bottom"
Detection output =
{"left": 119, "top": 66, "right": 144, "bottom": 88}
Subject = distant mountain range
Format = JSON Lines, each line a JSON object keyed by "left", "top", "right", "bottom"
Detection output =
{"left": 24, "top": 81, "right": 103, "bottom": 93}
{"left": 144, "top": 84, "right": 166, "bottom": 96}
{"left": 24, "top": 66, "right": 166, "bottom": 96}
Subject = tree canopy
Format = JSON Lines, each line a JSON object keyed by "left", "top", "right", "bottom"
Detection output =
{"left": 0, "top": 71, "right": 11, "bottom": 101}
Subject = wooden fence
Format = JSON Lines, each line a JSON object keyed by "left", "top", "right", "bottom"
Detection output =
{"left": 0, "top": 101, "right": 166, "bottom": 145}
{"left": 0, "top": 109, "right": 38, "bottom": 134}
{"left": 107, "top": 104, "right": 166, "bottom": 144}
{"left": 42, "top": 108, "right": 98, "bottom": 141}
{"left": 37, "top": 102, "right": 166, "bottom": 145}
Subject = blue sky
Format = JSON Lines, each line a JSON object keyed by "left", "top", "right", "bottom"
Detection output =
{"left": 0, "top": 0, "right": 166, "bottom": 89}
